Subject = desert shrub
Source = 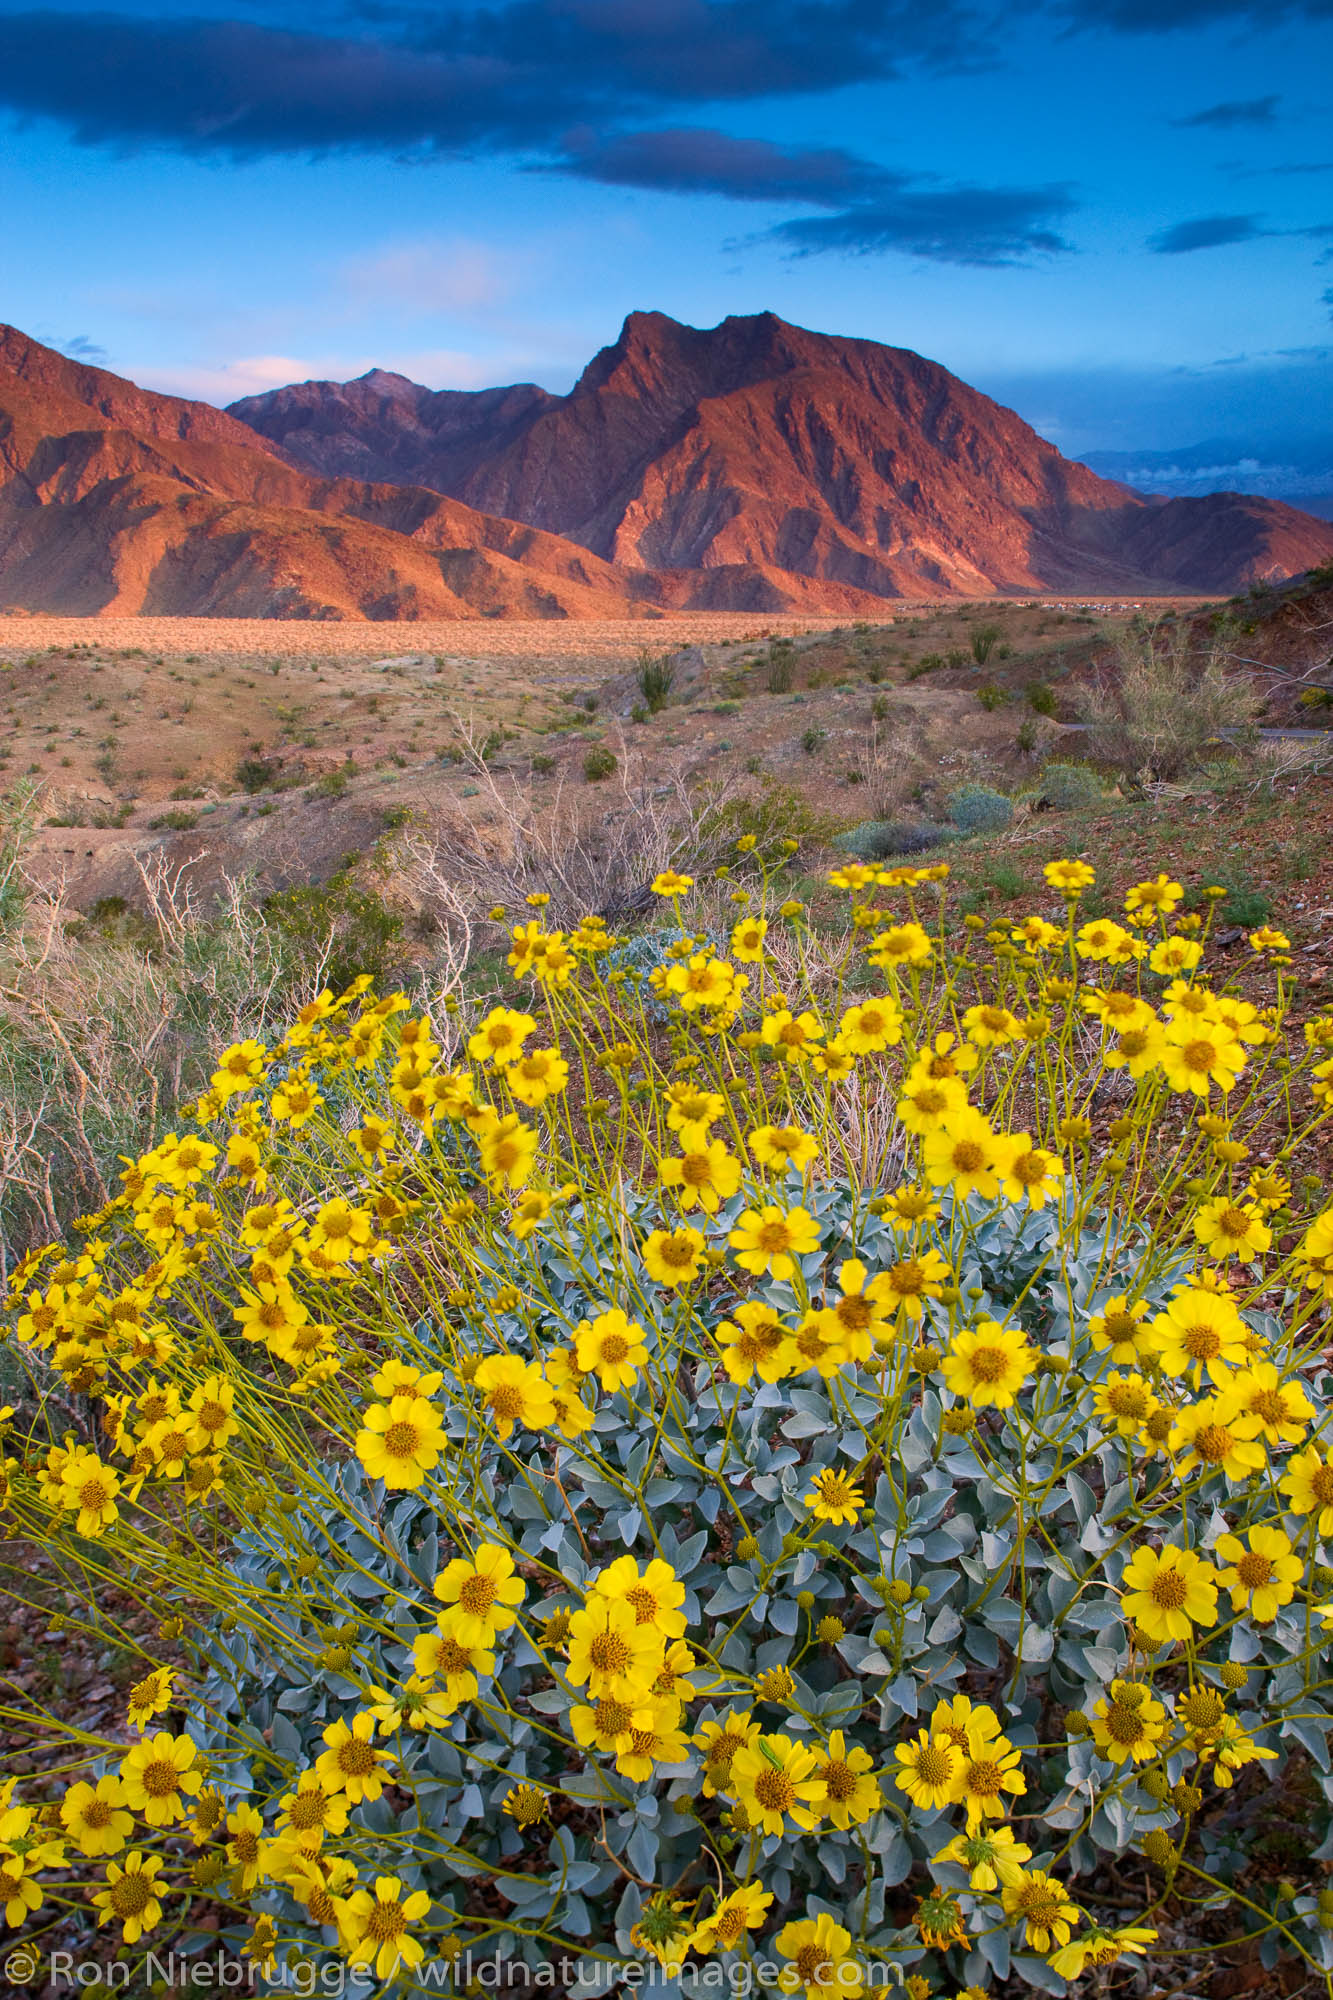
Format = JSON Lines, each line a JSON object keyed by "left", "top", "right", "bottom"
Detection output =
{"left": 800, "top": 726, "right": 826, "bottom": 755}
{"left": 583, "top": 746, "right": 617, "bottom": 783}
{"left": 970, "top": 624, "right": 1002, "bottom": 664}
{"left": 262, "top": 871, "right": 404, "bottom": 994}
{"left": 1037, "top": 761, "right": 1107, "bottom": 811}
{"left": 976, "top": 684, "right": 1005, "bottom": 712}
{"left": 634, "top": 651, "right": 676, "bottom": 715}
{"left": 314, "top": 760, "right": 355, "bottom": 798}
{"left": 832, "top": 817, "right": 955, "bottom": 859}
{"left": 1026, "top": 682, "right": 1057, "bottom": 716}
{"left": 765, "top": 643, "right": 796, "bottom": 694}
{"left": 234, "top": 754, "right": 281, "bottom": 795}
{"left": 530, "top": 753, "right": 557, "bottom": 776}
{"left": 8, "top": 853, "right": 1333, "bottom": 1996}
{"left": 946, "top": 783, "right": 1013, "bottom": 834}
{"left": 1079, "top": 628, "right": 1257, "bottom": 782}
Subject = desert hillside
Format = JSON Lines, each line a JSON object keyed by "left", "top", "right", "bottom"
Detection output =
{"left": 233, "top": 310, "right": 1333, "bottom": 598}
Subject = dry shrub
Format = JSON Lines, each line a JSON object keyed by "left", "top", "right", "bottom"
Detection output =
{"left": 1078, "top": 625, "right": 1258, "bottom": 783}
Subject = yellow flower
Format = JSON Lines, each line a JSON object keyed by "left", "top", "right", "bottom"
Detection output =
{"left": 356, "top": 1392, "right": 445, "bottom": 1489}
{"left": 1280, "top": 1444, "right": 1333, "bottom": 1533}
{"left": 1088, "top": 1680, "right": 1168, "bottom": 1762}
{"left": 1092, "top": 1373, "right": 1159, "bottom": 1438}
{"left": 731, "top": 1734, "right": 828, "bottom": 1835}
{"left": 1215, "top": 1524, "right": 1303, "bottom": 1623}
{"left": 566, "top": 1596, "right": 664, "bottom": 1701}
{"left": 1192, "top": 1196, "right": 1272, "bottom": 1262}
{"left": 1076, "top": 918, "right": 1138, "bottom": 963}
{"left": 866, "top": 1249, "right": 950, "bottom": 1320}
{"left": 1126, "top": 872, "right": 1183, "bottom": 918}
{"left": 804, "top": 1468, "right": 864, "bottom": 1524}
{"left": 1044, "top": 858, "right": 1095, "bottom": 892}
{"left": 921, "top": 1109, "right": 1002, "bottom": 1199}
{"left": 59, "top": 1449, "right": 121, "bottom": 1536}
{"left": 715, "top": 1302, "right": 792, "bottom": 1384}
{"left": 992, "top": 1132, "right": 1064, "bottom": 1209}
{"left": 476, "top": 1113, "right": 539, "bottom": 1191}
{"left": 690, "top": 1881, "right": 774, "bottom": 1955}
{"left": 1103, "top": 1015, "right": 1166, "bottom": 1077}
{"left": 731, "top": 916, "right": 769, "bottom": 962}
{"left": 813, "top": 1731, "right": 881, "bottom": 1829}
{"left": 665, "top": 955, "right": 737, "bottom": 1012}
{"left": 474, "top": 1353, "right": 555, "bottom": 1437}
{"left": 433, "top": 1542, "right": 525, "bottom": 1646}
{"left": 1120, "top": 1543, "right": 1218, "bottom": 1646}
{"left": 933, "top": 1825, "right": 1032, "bottom": 1892}
{"left": 1249, "top": 925, "right": 1290, "bottom": 952}
{"left": 315, "top": 1713, "right": 388, "bottom": 1803}
{"left": 1149, "top": 1285, "right": 1249, "bottom": 1388}
{"left": 641, "top": 1225, "right": 706, "bottom": 1287}
{"left": 962, "top": 1002, "right": 1021, "bottom": 1047}
{"left": 506, "top": 1047, "right": 570, "bottom": 1108}
{"left": 749, "top": 1123, "right": 819, "bottom": 1174}
{"left": 1168, "top": 1398, "right": 1267, "bottom": 1483}
{"left": 126, "top": 1666, "right": 176, "bottom": 1732}
{"left": 592, "top": 1554, "right": 688, "bottom": 1637}
{"left": 1204, "top": 1713, "right": 1277, "bottom": 1789}
{"left": 775, "top": 1913, "right": 864, "bottom": 2000}
{"left": 1087, "top": 1294, "right": 1153, "bottom": 1365}
{"left": 1050, "top": 1924, "right": 1158, "bottom": 1978}
{"left": 837, "top": 996, "right": 903, "bottom": 1053}
{"left": 611, "top": 1697, "right": 691, "bottom": 1780}
{"left": 1215, "top": 1363, "right": 1312, "bottom": 1447}
{"left": 342, "top": 1875, "right": 432, "bottom": 1980}
{"left": 761, "top": 1008, "right": 824, "bottom": 1061}
{"left": 61, "top": 1776, "right": 133, "bottom": 1857}
{"left": 867, "top": 922, "right": 932, "bottom": 970}
{"left": 696, "top": 1710, "right": 761, "bottom": 1796}
{"left": 652, "top": 869, "right": 695, "bottom": 897}
{"left": 211, "top": 1038, "right": 268, "bottom": 1099}
{"left": 275, "top": 1772, "right": 350, "bottom": 1852}
{"left": 224, "top": 1802, "right": 266, "bottom": 1892}
{"left": 942, "top": 1319, "right": 1033, "bottom": 1409}
{"left": 659, "top": 1137, "right": 743, "bottom": 1213}
{"left": 955, "top": 1724, "right": 1026, "bottom": 1830}
{"left": 729, "top": 1203, "right": 821, "bottom": 1280}
{"left": 894, "top": 1730, "right": 963, "bottom": 1812}
{"left": 119, "top": 1731, "right": 202, "bottom": 1826}
{"left": 92, "top": 1850, "right": 166, "bottom": 1943}
{"left": 811, "top": 1038, "right": 856, "bottom": 1080}
{"left": 464, "top": 1008, "right": 532, "bottom": 1072}
{"left": 575, "top": 1308, "right": 650, "bottom": 1392}
{"left": 1001, "top": 1870, "right": 1080, "bottom": 1953}
{"left": 1159, "top": 1015, "right": 1245, "bottom": 1096}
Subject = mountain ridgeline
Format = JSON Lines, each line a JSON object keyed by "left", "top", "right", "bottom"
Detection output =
{"left": 2, "top": 313, "right": 1330, "bottom": 618}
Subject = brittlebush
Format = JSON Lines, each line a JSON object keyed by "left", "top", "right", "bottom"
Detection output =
{"left": 5, "top": 853, "right": 1333, "bottom": 1992}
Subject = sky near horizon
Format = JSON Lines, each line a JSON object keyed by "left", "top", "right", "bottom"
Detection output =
{"left": 0, "top": 0, "right": 1330, "bottom": 456}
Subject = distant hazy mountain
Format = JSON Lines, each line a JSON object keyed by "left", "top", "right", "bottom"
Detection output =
{"left": 1082, "top": 439, "right": 1333, "bottom": 523}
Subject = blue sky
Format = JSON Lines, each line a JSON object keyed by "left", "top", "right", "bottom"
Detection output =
{"left": 0, "top": 0, "right": 1330, "bottom": 455}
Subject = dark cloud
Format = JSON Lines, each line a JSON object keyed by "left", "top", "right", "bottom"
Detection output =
{"left": 762, "top": 184, "right": 1078, "bottom": 265}
{"left": 0, "top": 2, "right": 978, "bottom": 160}
{"left": 1172, "top": 95, "right": 1280, "bottom": 128}
{"left": 550, "top": 127, "right": 890, "bottom": 205}
{"left": 1150, "top": 213, "right": 1269, "bottom": 252}
{"left": 1062, "top": 0, "right": 1333, "bottom": 30}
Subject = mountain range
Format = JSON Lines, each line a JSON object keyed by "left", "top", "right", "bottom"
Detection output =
{"left": 2, "top": 312, "right": 1331, "bottom": 619}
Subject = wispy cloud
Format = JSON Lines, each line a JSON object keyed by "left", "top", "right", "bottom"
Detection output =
{"left": 1172, "top": 95, "right": 1280, "bottom": 128}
